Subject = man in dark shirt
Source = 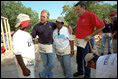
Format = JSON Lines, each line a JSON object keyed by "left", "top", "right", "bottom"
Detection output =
{"left": 110, "top": 11, "right": 117, "bottom": 53}
{"left": 32, "top": 10, "right": 56, "bottom": 78}
{"left": 32, "top": 10, "right": 73, "bottom": 78}
{"left": 101, "top": 18, "right": 112, "bottom": 55}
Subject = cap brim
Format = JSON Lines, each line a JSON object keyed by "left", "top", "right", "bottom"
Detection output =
{"left": 56, "top": 19, "right": 62, "bottom": 23}
{"left": 15, "top": 23, "right": 21, "bottom": 28}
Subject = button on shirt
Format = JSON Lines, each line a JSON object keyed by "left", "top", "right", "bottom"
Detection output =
{"left": 32, "top": 22, "right": 56, "bottom": 44}
{"left": 76, "top": 11, "right": 104, "bottom": 39}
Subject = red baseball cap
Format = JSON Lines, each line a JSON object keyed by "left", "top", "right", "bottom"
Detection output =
{"left": 15, "top": 13, "right": 31, "bottom": 28}
{"left": 19, "top": 20, "right": 30, "bottom": 29}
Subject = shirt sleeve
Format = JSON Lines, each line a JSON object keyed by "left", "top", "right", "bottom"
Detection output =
{"left": 51, "top": 22, "right": 57, "bottom": 30}
{"left": 91, "top": 13, "right": 104, "bottom": 30}
{"left": 31, "top": 25, "right": 37, "bottom": 38}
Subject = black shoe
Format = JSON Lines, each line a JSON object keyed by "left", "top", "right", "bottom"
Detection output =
{"left": 100, "top": 53, "right": 104, "bottom": 56}
{"left": 73, "top": 72, "right": 84, "bottom": 77}
{"left": 108, "top": 52, "right": 111, "bottom": 54}
{"left": 84, "top": 75, "right": 90, "bottom": 78}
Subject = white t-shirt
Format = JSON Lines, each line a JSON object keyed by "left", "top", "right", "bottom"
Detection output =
{"left": 13, "top": 29, "right": 35, "bottom": 60}
{"left": 96, "top": 54, "right": 117, "bottom": 78}
{"left": 53, "top": 26, "right": 71, "bottom": 55}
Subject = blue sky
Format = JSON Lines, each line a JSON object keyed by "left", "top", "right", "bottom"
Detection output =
{"left": 21, "top": 1, "right": 117, "bottom": 19}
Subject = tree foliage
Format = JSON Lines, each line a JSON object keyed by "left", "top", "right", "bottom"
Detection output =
{"left": 62, "top": 1, "right": 117, "bottom": 33}
{"left": 1, "top": 1, "right": 39, "bottom": 31}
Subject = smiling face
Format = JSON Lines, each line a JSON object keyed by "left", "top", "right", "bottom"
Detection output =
{"left": 40, "top": 12, "right": 48, "bottom": 24}
{"left": 56, "top": 21, "right": 63, "bottom": 29}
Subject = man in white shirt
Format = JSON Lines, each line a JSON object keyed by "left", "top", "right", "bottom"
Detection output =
{"left": 13, "top": 14, "right": 35, "bottom": 78}
{"left": 53, "top": 17, "right": 74, "bottom": 78}
{"left": 85, "top": 53, "right": 117, "bottom": 78}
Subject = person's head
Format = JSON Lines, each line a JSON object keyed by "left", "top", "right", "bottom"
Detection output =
{"left": 74, "top": 1, "right": 87, "bottom": 15}
{"left": 85, "top": 53, "right": 99, "bottom": 69}
{"left": 109, "top": 10, "right": 117, "bottom": 22}
{"left": 15, "top": 13, "right": 31, "bottom": 30}
{"left": 40, "top": 10, "right": 50, "bottom": 24}
{"left": 56, "top": 17, "right": 64, "bottom": 29}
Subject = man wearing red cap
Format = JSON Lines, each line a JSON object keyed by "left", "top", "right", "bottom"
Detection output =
{"left": 13, "top": 13, "right": 35, "bottom": 78}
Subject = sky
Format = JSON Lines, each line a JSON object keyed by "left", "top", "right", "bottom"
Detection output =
{"left": 21, "top": 1, "right": 117, "bottom": 19}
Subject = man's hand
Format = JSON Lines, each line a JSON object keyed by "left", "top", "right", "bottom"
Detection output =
{"left": 112, "top": 32, "right": 116, "bottom": 38}
{"left": 70, "top": 50, "right": 74, "bottom": 57}
{"left": 15, "top": 55, "right": 31, "bottom": 76}
{"left": 84, "top": 35, "right": 92, "bottom": 41}
{"left": 68, "top": 25, "right": 73, "bottom": 34}
{"left": 22, "top": 67, "right": 31, "bottom": 76}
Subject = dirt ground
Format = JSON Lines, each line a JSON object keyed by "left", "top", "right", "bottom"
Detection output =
{"left": 1, "top": 37, "right": 113, "bottom": 78}
{"left": 1, "top": 52, "right": 96, "bottom": 78}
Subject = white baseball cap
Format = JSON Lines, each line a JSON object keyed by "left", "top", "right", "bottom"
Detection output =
{"left": 15, "top": 13, "right": 30, "bottom": 28}
{"left": 56, "top": 17, "right": 64, "bottom": 23}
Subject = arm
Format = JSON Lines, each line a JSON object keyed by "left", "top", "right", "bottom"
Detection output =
{"left": 15, "top": 55, "right": 30, "bottom": 76}
{"left": 84, "top": 27, "right": 104, "bottom": 41}
{"left": 69, "top": 40, "right": 74, "bottom": 56}
{"left": 31, "top": 26, "right": 37, "bottom": 38}
{"left": 85, "top": 13, "right": 105, "bottom": 41}
{"left": 66, "top": 25, "right": 73, "bottom": 34}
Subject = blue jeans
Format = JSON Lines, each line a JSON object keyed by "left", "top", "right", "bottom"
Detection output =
{"left": 101, "top": 33, "right": 112, "bottom": 54}
{"left": 40, "top": 52, "right": 56, "bottom": 78}
{"left": 57, "top": 54, "right": 72, "bottom": 78}
{"left": 76, "top": 38, "right": 94, "bottom": 77}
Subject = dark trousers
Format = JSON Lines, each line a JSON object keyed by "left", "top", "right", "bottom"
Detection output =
{"left": 76, "top": 38, "right": 94, "bottom": 77}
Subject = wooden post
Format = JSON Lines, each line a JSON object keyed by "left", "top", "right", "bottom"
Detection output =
{"left": 1, "top": 16, "right": 13, "bottom": 54}
{"left": 6, "top": 19, "right": 13, "bottom": 53}
{"left": 1, "top": 18, "right": 7, "bottom": 50}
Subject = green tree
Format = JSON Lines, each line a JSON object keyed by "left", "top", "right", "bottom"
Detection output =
{"left": 62, "top": 1, "right": 117, "bottom": 33}
{"left": 1, "top": 1, "right": 39, "bottom": 31}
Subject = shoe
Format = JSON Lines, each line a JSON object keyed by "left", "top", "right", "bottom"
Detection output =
{"left": 100, "top": 53, "right": 104, "bottom": 56}
{"left": 108, "top": 52, "right": 111, "bottom": 54}
{"left": 73, "top": 72, "right": 84, "bottom": 77}
{"left": 84, "top": 75, "right": 90, "bottom": 78}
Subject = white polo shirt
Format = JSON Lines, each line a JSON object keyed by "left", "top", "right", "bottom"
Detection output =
{"left": 53, "top": 26, "right": 71, "bottom": 55}
{"left": 96, "top": 54, "right": 117, "bottom": 78}
{"left": 13, "top": 29, "right": 35, "bottom": 60}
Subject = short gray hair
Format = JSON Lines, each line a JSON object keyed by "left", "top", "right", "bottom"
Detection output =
{"left": 41, "top": 10, "right": 50, "bottom": 18}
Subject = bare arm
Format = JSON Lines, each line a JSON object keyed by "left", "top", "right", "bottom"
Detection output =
{"left": 15, "top": 55, "right": 30, "bottom": 76}
{"left": 85, "top": 27, "right": 104, "bottom": 41}
{"left": 91, "top": 27, "right": 104, "bottom": 37}
{"left": 69, "top": 40, "right": 74, "bottom": 56}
